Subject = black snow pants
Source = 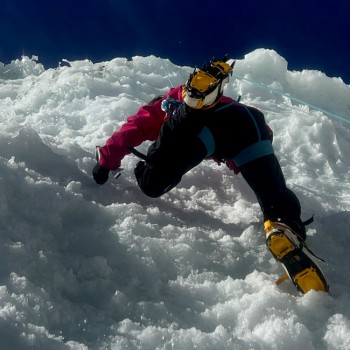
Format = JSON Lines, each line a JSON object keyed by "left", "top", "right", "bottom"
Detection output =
{"left": 239, "top": 154, "right": 306, "bottom": 238}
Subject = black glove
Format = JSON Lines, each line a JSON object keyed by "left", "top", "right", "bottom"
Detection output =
{"left": 92, "top": 163, "right": 110, "bottom": 185}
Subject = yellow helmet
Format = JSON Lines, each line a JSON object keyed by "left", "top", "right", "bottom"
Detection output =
{"left": 183, "top": 56, "right": 235, "bottom": 109}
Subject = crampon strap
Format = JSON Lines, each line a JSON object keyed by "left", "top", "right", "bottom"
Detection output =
{"left": 302, "top": 215, "right": 314, "bottom": 226}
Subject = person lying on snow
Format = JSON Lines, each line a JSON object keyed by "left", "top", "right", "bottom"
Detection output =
{"left": 92, "top": 55, "right": 329, "bottom": 294}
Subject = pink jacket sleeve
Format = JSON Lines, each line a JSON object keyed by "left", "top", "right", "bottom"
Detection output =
{"left": 98, "top": 85, "right": 184, "bottom": 169}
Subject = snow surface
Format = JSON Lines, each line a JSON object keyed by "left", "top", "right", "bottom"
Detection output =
{"left": 1, "top": 49, "right": 350, "bottom": 350}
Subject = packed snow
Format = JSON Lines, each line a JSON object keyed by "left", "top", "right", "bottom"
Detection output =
{"left": 1, "top": 49, "right": 350, "bottom": 350}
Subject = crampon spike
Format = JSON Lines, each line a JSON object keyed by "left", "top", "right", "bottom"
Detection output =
{"left": 275, "top": 274, "right": 289, "bottom": 286}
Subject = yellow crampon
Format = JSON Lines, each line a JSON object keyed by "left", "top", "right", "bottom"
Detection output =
{"left": 265, "top": 220, "right": 329, "bottom": 294}
{"left": 275, "top": 274, "right": 289, "bottom": 286}
{"left": 294, "top": 267, "right": 328, "bottom": 293}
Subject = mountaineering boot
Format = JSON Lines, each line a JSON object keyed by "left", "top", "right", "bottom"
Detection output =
{"left": 264, "top": 220, "right": 329, "bottom": 294}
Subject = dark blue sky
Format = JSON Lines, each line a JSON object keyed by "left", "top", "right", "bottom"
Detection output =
{"left": 1, "top": 0, "right": 350, "bottom": 83}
